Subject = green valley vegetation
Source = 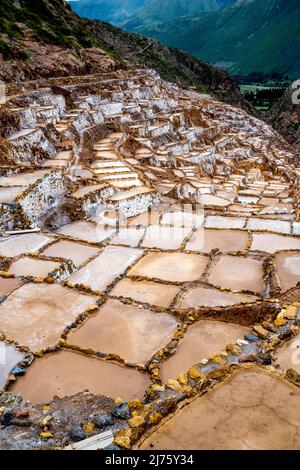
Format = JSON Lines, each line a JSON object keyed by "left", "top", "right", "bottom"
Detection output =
{"left": 123, "top": 0, "right": 300, "bottom": 79}
{"left": 70, "top": 0, "right": 148, "bottom": 24}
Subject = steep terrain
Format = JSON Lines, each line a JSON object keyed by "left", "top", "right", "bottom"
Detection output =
{"left": 122, "top": 0, "right": 235, "bottom": 31}
{"left": 124, "top": 0, "right": 300, "bottom": 78}
{"left": 0, "top": 0, "right": 246, "bottom": 109}
{"left": 268, "top": 83, "right": 300, "bottom": 150}
{"left": 70, "top": 0, "right": 148, "bottom": 24}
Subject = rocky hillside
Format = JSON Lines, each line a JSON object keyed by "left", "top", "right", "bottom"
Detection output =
{"left": 268, "top": 84, "right": 300, "bottom": 150}
{"left": 88, "top": 20, "right": 248, "bottom": 109}
{"left": 123, "top": 0, "right": 300, "bottom": 78}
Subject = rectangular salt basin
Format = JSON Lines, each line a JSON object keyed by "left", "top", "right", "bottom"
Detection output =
{"left": 251, "top": 233, "right": 300, "bottom": 253}
{"left": 177, "top": 286, "right": 257, "bottom": 309}
{"left": 0, "top": 233, "right": 52, "bottom": 257}
{"left": 205, "top": 216, "right": 246, "bottom": 230}
{"left": 69, "top": 245, "right": 143, "bottom": 291}
{"left": 57, "top": 221, "right": 115, "bottom": 243}
{"left": 0, "top": 283, "right": 98, "bottom": 351}
{"left": 111, "top": 227, "right": 145, "bottom": 247}
{"left": 160, "top": 320, "right": 248, "bottom": 383}
{"left": 246, "top": 218, "right": 291, "bottom": 234}
{"left": 71, "top": 184, "right": 107, "bottom": 198}
{"left": 128, "top": 252, "right": 208, "bottom": 283}
{"left": 109, "top": 278, "right": 181, "bottom": 308}
{"left": 276, "top": 252, "right": 300, "bottom": 292}
{"left": 0, "top": 186, "right": 26, "bottom": 203}
{"left": 0, "top": 170, "right": 50, "bottom": 187}
{"left": 0, "top": 341, "right": 24, "bottom": 388}
{"left": 161, "top": 211, "right": 204, "bottom": 228}
{"left": 68, "top": 299, "right": 179, "bottom": 365}
{"left": 41, "top": 240, "right": 99, "bottom": 268}
{"left": 8, "top": 257, "right": 61, "bottom": 278}
{"left": 186, "top": 229, "right": 248, "bottom": 253}
{"left": 141, "top": 225, "right": 191, "bottom": 250}
{"left": 208, "top": 255, "right": 263, "bottom": 293}
{"left": 10, "top": 350, "right": 150, "bottom": 403}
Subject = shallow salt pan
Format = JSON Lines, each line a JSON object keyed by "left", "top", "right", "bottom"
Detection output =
{"left": 141, "top": 225, "right": 191, "bottom": 250}
{"left": 8, "top": 257, "right": 61, "bottom": 278}
{"left": 57, "top": 221, "right": 115, "bottom": 243}
{"left": 140, "top": 368, "right": 300, "bottom": 450}
{"left": 0, "top": 342, "right": 24, "bottom": 388}
{"left": 185, "top": 229, "right": 248, "bottom": 253}
{"left": 11, "top": 350, "right": 150, "bottom": 403}
{"left": 0, "top": 186, "right": 26, "bottom": 203}
{"left": 276, "top": 252, "right": 300, "bottom": 292}
{"left": 205, "top": 216, "right": 246, "bottom": 230}
{"left": 177, "top": 287, "right": 257, "bottom": 309}
{"left": 208, "top": 255, "right": 263, "bottom": 293}
{"left": 0, "top": 233, "right": 52, "bottom": 258}
{"left": 160, "top": 320, "right": 248, "bottom": 383}
{"left": 68, "top": 299, "right": 179, "bottom": 365}
{"left": 69, "top": 245, "right": 143, "bottom": 291}
{"left": 251, "top": 233, "right": 300, "bottom": 253}
{"left": 0, "top": 283, "right": 98, "bottom": 351}
{"left": 109, "top": 278, "right": 181, "bottom": 307}
{"left": 246, "top": 218, "right": 291, "bottom": 234}
{"left": 128, "top": 252, "right": 208, "bottom": 283}
{"left": 41, "top": 240, "right": 99, "bottom": 268}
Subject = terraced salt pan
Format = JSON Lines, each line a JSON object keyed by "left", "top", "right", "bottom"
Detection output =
{"left": 68, "top": 299, "right": 179, "bottom": 365}
{"left": 251, "top": 233, "right": 300, "bottom": 253}
{"left": 197, "top": 195, "right": 231, "bottom": 207}
{"left": 109, "top": 278, "right": 181, "bottom": 308}
{"left": 8, "top": 257, "right": 61, "bottom": 278}
{"left": 128, "top": 252, "right": 208, "bottom": 283}
{"left": 208, "top": 255, "right": 263, "bottom": 292}
{"left": 111, "top": 227, "right": 145, "bottom": 247}
{"left": 70, "top": 245, "right": 143, "bottom": 291}
{"left": 0, "top": 277, "right": 23, "bottom": 296}
{"left": 246, "top": 218, "right": 291, "bottom": 234}
{"left": 161, "top": 211, "right": 204, "bottom": 228}
{"left": 185, "top": 229, "right": 248, "bottom": 253}
{"left": 0, "top": 283, "right": 98, "bottom": 351}
{"left": 276, "top": 252, "right": 300, "bottom": 292}
{"left": 11, "top": 350, "right": 150, "bottom": 403}
{"left": 140, "top": 368, "right": 300, "bottom": 450}
{"left": 274, "top": 332, "right": 300, "bottom": 373}
{"left": 0, "top": 342, "right": 24, "bottom": 388}
{"left": 141, "top": 225, "right": 191, "bottom": 250}
{"left": 0, "top": 186, "right": 26, "bottom": 203}
{"left": 0, "top": 233, "right": 52, "bottom": 257}
{"left": 57, "top": 221, "right": 115, "bottom": 243}
{"left": 205, "top": 216, "right": 246, "bottom": 230}
{"left": 160, "top": 320, "right": 248, "bottom": 383}
{"left": 71, "top": 184, "right": 108, "bottom": 198}
{"left": 0, "top": 170, "right": 50, "bottom": 187}
{"left": 177, "top": 287, "right": 258, "bottom": 309}
{"left": 41, "top": 240, "right": 99, "bottom": 268}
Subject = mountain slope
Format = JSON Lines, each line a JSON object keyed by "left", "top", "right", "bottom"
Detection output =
{"left": 70, "top": 0, "right": 149, "bottom": 24}
{"left": 268, "top": 83, "right": 300, "bottom": 149}
{"left": 124, "top": 0, "right": 300, "bottom": 78}
{"left": 0, "top": 0, "right": 248, "bottom": 110}
{"left": 88, "top": 19, "right": 248, "bottom": 109}
{"left": 122, "top": 0, "right": 235, "bottom": 31}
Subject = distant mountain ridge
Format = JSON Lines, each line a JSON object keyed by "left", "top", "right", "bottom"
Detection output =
{"left": 70, "top": 0, "right": 149, "bottom": 24}
{"left": 123, "top": 0, "right": 300, "bottom": 78}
